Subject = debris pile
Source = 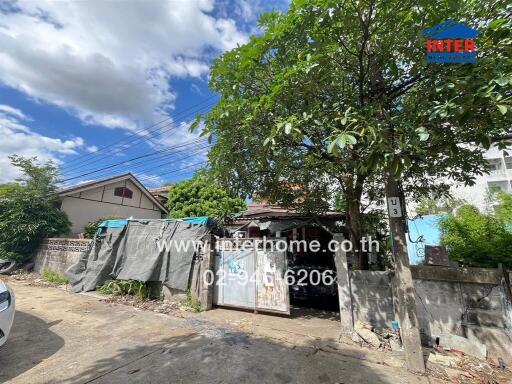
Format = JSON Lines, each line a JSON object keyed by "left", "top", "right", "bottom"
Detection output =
{"left": 427, "top": 348, "right": 512, "bottom": 383}
{"left": 100, "top": 294, "right": 197, "bottom": 316}
{"left": 3, "top": 270, "right": 66, "bottom": 288}
{"left": 351, "top": 321, "right": 402, "bottom": 352}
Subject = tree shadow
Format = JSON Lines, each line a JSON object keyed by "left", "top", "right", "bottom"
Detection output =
{"left": 55, "top": 329, "right": 402, "bottom": 384}
{"left": 0, "top": 311, "right": 64, "bottom": 382}
{"left": 289, "top": 306, "right": 340, "bottom": 321}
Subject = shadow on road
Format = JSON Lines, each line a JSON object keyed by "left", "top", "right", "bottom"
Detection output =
{"left": 56, "top": 329, "right": 396, "bottom": 384}
{"left": 0, "top": 310, "right": 64, "bottom": 382}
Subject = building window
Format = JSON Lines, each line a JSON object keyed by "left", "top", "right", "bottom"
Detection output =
{"left": 114, "top": 186, "right": 133, "bottom": 199}
{"left": 488, "top": 183, "right": 503, "bottom": 194}
{"left": 505, "top": 157, "right": 512, "bottom": 170}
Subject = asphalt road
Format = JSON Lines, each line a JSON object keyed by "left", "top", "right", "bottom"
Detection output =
{"left": 0, "top": 282, "right": 430, "bottom": 384}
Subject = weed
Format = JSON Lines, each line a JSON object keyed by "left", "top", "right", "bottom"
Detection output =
{"left": 41, "top": 269, "right": 69, "bottom": 284}
{"left": 182, "top": 289, "right": 201, "bottom": 312}
{"left": 97, "top": 279, "right": 149, "bottom": 301}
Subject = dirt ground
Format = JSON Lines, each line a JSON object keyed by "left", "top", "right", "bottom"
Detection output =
{"left": 4, "top": 278, "right": 508, "bottom": 383}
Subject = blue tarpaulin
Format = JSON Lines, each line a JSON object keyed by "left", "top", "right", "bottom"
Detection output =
{"left": 96, "top": 217, "right": 209, "bottom": 236}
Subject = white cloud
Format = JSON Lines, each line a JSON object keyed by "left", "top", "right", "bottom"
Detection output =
{"left": 0, "top": 0, "right": 248, "bottom": 130}
{"left": 0, "top": 104, "right": 87, "bottom": 183}
{"left": 0, "top": 104, "right": 27, "bottom": 120}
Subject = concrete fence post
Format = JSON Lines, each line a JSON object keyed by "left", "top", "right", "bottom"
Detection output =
{"left": 333, "top": 233, "right": 354, "bottom": 334}
{"left": 199, "top": 234, "right": 216, "bottom": 311}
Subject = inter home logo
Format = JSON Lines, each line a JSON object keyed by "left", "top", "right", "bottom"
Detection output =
{"left": 422, "top": 20, "right": 479, "bottom": 63}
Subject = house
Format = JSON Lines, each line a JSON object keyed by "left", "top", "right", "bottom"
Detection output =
{"left": 225, "top": 202, "right": 345, "bottom": 239}
{"left": 59, "top": 173, "right": 168, "bottom": 234}
{"left": 148, "top": 185, "right": 172, "bottom": 206}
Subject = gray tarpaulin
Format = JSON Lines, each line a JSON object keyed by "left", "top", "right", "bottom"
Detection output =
{"left": 66, "top": 220, "right": 209, "bottom": 293}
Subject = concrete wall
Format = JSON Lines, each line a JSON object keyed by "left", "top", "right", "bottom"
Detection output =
{"left": 411, "top": 266, "right": 512, "bottom": 362}
{"left": 61, "top": 179, "right": 163, "bottom": 234}
{"left": 342, "top": 265, "right": 512, "bottom": 362}
{"left": 34, "top": 238, "right": 93, "bottom": 275}
{"left": 350, "top": 271, "right": 394, "bottom": 328}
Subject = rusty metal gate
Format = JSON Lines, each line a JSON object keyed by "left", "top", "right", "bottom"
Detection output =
{"left": 213, "top": 238, "right": 290, "bottom": 314}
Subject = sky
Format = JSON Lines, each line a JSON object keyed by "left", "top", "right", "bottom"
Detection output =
{"left": 0, "top": 0, "right": 289, "bottom": 187}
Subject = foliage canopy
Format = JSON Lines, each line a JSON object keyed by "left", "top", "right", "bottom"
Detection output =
{"left": 0, "top": 156, "right": 70, "bottom": 263}
{"left": 200, "top": 0, "right": 512, "bottom": 268}
{"left": 166, "top": 171, "right": 246, "bottom": 219}
{"left": 440, "top": 205, "right": 512, "bottom": 268}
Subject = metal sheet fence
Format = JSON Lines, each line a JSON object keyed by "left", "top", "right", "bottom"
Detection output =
{"left": 213, "top": 238, "right": 290, "bottom": 314}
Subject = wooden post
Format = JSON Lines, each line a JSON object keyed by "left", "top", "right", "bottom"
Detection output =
{"left": 333, "top": 233, "right": 354, "bottom": 334}
{"left": 385, "top": 173, "right": 426, "bottom": 373}
{"left": 199, "top": 234, "right": 216, "bottom": 311}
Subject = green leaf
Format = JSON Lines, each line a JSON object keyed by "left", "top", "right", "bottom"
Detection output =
{"left": 416, "top": 127, "right": 430, "bottom": 141}
{"left": 494, "top": 76, "right": 509, "bottom": 86}
{"left": 391, "top": 157, "right": 402, "bottom": 177}
{"left": 189, "top": 116, "right": 202, "bottom": 133}
{"left": 327, "top": 139, "right": 337, "bottom": 154}
{"left": 497, "top": 104, "right": 508, "bottom": 115}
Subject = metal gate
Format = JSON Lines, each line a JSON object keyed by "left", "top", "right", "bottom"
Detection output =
{"left": 213, "top": 238, "right": 290, "bottom": 314}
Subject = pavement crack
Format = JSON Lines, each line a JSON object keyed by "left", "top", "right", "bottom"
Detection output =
{"left": 81, "top": 346, "right": 165, "bottom": 383}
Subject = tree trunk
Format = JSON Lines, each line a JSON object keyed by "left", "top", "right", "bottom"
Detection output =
{"left": 346, "top": 195, "right": 369, "bottom": 270}
{"left": 385, "top": 172, "right": 425, "bottom": 373}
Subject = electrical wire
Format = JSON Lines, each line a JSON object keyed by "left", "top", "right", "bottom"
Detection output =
{"left": 62, "top": 101, "right": 215, "bottom": 174}
{"left": 61, "top": 137, "right": 207, "bottom": 182}
{"left": 62, "top": 96, "right": 216, "bottom": 168}
{"left": 75, "top": 143, "right": 212, "bottom": 181}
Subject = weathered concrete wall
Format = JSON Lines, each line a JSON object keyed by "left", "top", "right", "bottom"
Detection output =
{"left": 34, "top": 238, "right": 92, "bottom": 275}
{"left": 412, "top": 266, "right": 512, "bottom": 362}
{"left": 343, "top": 266, "right": 512, "bottom": 362}
{"left": 349, "top": 271, "right": 394, "bottom": 328}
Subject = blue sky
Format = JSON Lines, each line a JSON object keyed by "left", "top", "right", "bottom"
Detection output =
{"left": 0, "top": 0, "right": 289, "bottom": 187}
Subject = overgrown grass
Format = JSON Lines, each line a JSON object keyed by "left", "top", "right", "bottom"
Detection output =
{"left": 182, "top": 289, "right": 201, "bottom": 312}
{"left": 97, "top": 279, "right": 149, "bottom": 301}
{"left": 41, "top": 269, "right": 69, "bottom": 284}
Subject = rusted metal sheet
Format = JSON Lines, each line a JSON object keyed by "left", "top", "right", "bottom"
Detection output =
{"left": 255, "top": 250, "right": 289, "bottom": 314}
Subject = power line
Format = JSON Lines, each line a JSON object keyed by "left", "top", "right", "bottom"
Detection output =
{"left": 63, "top": 135, "right": 209, "bottom": 178}
{"left": 136, "top": 160, "right": 208, "bottom": 183}
{"left": 62, "top": 96, "right": 216, "bottom": 168}
{"left": 62, "top": 101, "right": 215, "bottom": 174}
{"left": 74, "top": 143, "right": 211, "bottom": 181}
{"left": 61, "top": 137, "right": 207, "bottom": 183}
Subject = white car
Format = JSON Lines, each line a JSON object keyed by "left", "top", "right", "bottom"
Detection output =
{"left": 0, "top": 280, "right": 15, "bottom": 347}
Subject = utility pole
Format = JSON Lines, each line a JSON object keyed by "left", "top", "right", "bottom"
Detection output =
{"left": 385, "top": 172, "right": 426, "bottom": 373}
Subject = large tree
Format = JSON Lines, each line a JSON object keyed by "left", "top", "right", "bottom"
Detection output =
{"left": 166, "top": 170, "right": 246, "bottom": 219}
{"left": 0, "top": 156, "right": 70, "bottom": 263}
{"left": 200, "top": 0, "right": 511, "bottom": 269}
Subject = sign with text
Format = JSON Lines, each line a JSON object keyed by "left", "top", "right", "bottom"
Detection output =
{"left": 387, "top": 197, "right": 403, "bottom": 218}
{"left": 422, "top": 20, "right": 479, "bottom": 63}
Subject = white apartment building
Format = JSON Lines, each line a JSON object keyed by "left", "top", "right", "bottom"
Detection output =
{"left": 451, "top": 142, "right": 512, "bottom": 211}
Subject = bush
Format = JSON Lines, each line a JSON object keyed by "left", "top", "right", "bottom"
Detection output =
{"left": 41, "top": 269, "right": 69, "bottom": 284}
{"left": 0, "top": 156, "right": 70, "bottom": 263}
{"left": 98, "top": 280, "right": 149, "bottom": 301}
{"left": 440, "top": 205, "right": 512, "bottom": 268}
{"left": 83, "top": 216, "right": 119, "bottom": 239}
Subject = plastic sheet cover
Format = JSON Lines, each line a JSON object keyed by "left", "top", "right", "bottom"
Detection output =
{"left": 67, "top": 220, "right": 209, "bottom": 293}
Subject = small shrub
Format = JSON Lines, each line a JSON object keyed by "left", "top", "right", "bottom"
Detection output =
{"left": 182, "top": 289, "right": 201, "bottom": 312}
{"left": 41, "top": 269, "right": 69, "bottom": 284}
{"left": 83, "top": 216, "right": 119, "bottom": 239}
{"left": 98, "top": 280, "right": 149, "bottom": 301}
